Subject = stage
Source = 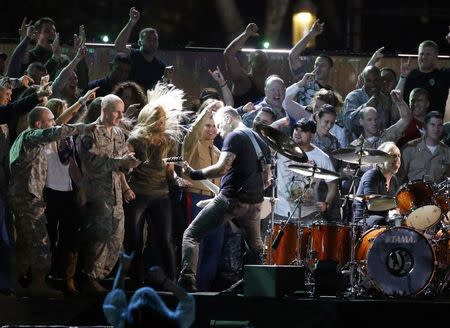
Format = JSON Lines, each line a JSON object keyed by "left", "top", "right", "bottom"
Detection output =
{"left": 1, "top": 291, "right": 450, "bottom": 328}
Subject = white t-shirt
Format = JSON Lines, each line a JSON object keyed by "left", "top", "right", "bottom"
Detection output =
{"left": 45, "top": 141, "right": 73, "bottom": 192}
{"left": 426, "top": 144, "right": 437, "bottom": 154}
{"left": 275, "top": 146, "right": 335, "bottom": 219}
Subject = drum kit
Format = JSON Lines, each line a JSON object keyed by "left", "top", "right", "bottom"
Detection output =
{"left": 254, "top": 124, "right": 450, "bottom": 298}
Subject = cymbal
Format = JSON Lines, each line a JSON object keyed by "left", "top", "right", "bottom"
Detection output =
{"left": 366, "top": 195, "right": 396, "bottom": 211}
{"left": 254, "top": 124, "right": 308, "bottom": 163}
{"left": 331, "top": 147, "right": 391, "bottom": 165}
{"left": 346, "top": 194, "right": 396, "bottom": 211}
{"left": 288, "top": 164, "right": 340, "bottom": 180}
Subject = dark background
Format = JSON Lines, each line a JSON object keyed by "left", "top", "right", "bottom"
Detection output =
{"left": 1, "top": 0, "right": 449, "bottom": 55}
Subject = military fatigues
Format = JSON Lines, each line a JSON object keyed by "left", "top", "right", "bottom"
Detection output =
{"left": 401, "top": 137, "right": 450, "bottom": 183}
{"left": 8, "top": 124, "right": 86, "bottom": 276}
{"left": 77, "top": 121, "right": 128, "bottom": 280}
{"left": 350, "top": 122, "right": 405, "bottom": 150}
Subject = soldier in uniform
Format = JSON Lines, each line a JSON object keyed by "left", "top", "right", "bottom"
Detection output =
{"left": 9, "top": 106, "right": 94, "bottom": 296}
{"left": 401, "top": 111, "right": 450, "bottom": 183}
{"left": 77, "top": 94, "right": 140, "bottom": 293}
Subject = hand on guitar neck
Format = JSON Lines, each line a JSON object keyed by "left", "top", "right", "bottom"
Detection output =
{"left": 163, "top": 156, "right": 219, "bottom": 194}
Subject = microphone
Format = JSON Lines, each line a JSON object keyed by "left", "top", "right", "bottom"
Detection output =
{"left": 271, "top": 229, "right": 284, "bottom": 250}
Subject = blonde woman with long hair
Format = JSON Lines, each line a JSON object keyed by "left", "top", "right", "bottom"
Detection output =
{"left": 124, "top": 83, "right": 189, "bottom": 286}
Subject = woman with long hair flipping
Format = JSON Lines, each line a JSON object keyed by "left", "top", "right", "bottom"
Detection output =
{"left": 124, "top": 83, "right": 189, "bottom": 286}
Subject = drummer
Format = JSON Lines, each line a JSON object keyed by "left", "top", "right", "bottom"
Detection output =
{"left": 354, "top": 141, "right": 401, "bottom": 228}
{"left": 274, "top": 118, "right": 338, "bottom": 223}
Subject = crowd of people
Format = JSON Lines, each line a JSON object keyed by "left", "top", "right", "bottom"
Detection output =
{"left": 0, "top": 8, "right": 450, "bottom": 316}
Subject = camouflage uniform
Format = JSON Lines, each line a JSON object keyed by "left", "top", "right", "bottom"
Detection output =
{"left": 76, "top": 120, "right": 128, "bottom": 280}
{"left": 350, "top": 122, "right": 405, "bottom": 150}
{"left": 8, "top": 124, "right": 86, "bottom": 276}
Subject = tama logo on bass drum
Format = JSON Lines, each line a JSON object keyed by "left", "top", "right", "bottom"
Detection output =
{"left": 385, "top": 235, "right": 416, "bottom": 243}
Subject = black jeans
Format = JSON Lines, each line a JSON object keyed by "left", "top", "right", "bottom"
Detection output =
{"left": 124, "top": 194, "right": 176, "bottom": 283}
{"left": 45, "top": 188, "right": 80, "bottom": 252}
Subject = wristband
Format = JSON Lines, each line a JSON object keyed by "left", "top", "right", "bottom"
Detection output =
{"left": 219, "top": 81, "right": 227, "bottom": 88}
{"left": 78, "top": 97, "right": 87, "bottom": 106}
{"left": 190, "top": 169, "right": 205, "bottom": 180}
{"left": 399, "top": 75, "right": 406, "bottom": 79}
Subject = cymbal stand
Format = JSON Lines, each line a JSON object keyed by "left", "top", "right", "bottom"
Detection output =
{"left": 341, "top": 152, "right": 364, "bottom": 298}
{"left": 266, "top": 163, "right": 314, "bottom": 267}
{"left": 264, "top": 152, "right": 278, "bottom": 265}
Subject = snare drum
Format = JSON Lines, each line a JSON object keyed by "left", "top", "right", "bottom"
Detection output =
{"left": 355, "top": 226, "right": 435, "bottom": 296}
{"left": 306, "top": 221, "right": 351, "bottom": 269}
{"left": 395, "top": 180, "right": 441, "bottom": 230}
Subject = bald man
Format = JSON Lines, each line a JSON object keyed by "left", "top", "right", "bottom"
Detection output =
{"left": 242, "top": 75, "right": 286, "bottom": 127}
{"left": 9, "top": 106, "right": 94, "bottom": 296}
{"left": 350, "top": 90, "right": 411, "bottom": 149}
{"left": 77, "top": 94, "right": 140, "bottom": 293}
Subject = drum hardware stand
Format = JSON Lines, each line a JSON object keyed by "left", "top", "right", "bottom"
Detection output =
{"left": 340, "top": 152, "right": 364, "bottom": 298}
{"left": 270, "top": 176, "right": 312, "bottom": 264}
{"left": 264, "top": 152, "right": 278, "bottom": 265}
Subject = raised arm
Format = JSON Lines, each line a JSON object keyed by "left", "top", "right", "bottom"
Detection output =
{"left": 114, "top": 7, "right": 140, "bottom": 55}
{"left": 7, "top": 19, "right": 36, "bottom": 78}
{"left": 52, "top": 45, "right": 86, "bottom": 95}
{"left": 223, "top": 23, "right": 259, "bottom": 82}
{"left": 395, "top": 57, "right": 413, "bottom": 95}
{"left": 386, "top": 89, "right": 412, "bottom": 138}
{"left": 283, "top": 71, "right": 315, "bottom": 121}
{"left": 55, "top": 87, "right": 98, "bottom": 125}
{"left": 289, "top": 19, "right": 324, "bottom": 79}
{"left": 355, "top": 47, "right": 384, "bottom": 88}
{"left": 208, "top": 66, "right": 234, "bottom": 106}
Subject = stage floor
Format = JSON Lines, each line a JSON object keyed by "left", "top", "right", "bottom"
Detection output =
{"left": 1, "top": 291, "right": 450, "bottom": 328}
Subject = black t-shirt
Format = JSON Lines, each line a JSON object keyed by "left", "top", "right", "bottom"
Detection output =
{"left": 129, "top": 48, "right": 165, "bottom": 91}
{"left": 403, "top": 68, "right": 450, "bottom": 113}
{"left": 354, "top": 167, "right": 399, "bottom": 220}
{"left": 233, "top": 78, "right": 264, "bottom": 107}
{"left": 220, "top": 129, "right": 270, "bottom": 203}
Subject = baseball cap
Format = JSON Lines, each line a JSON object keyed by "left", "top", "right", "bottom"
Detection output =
{"left": 293, "top": 117, "right": 316, "bottom": 133}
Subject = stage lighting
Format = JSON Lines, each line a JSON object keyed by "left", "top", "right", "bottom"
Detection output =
{"left": 292, "top": 11, "right": 316, "bottom": 47}
{"left": 101, "top": 35, "right": 109, "bottom": 43}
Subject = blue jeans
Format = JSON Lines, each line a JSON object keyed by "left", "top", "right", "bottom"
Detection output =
{"left": 179, "top": 193, "right": 263, "bottom": 284}
{"left": 184, "top": 191, "right": 225, "bottom": 291}
{"left": 0, "top": 197, "right": 11, "bottom": 289}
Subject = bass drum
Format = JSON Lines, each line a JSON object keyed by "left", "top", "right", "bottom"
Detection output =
{"left": 355, "top": 226, "right": 435, "bottom": 296}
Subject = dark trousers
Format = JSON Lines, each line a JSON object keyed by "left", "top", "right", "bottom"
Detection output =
{"left": 45, "top": 188, "right": 80, "bottom": 252}
{"left": 124, "top": 194, "right": 176, "bottom": 283}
